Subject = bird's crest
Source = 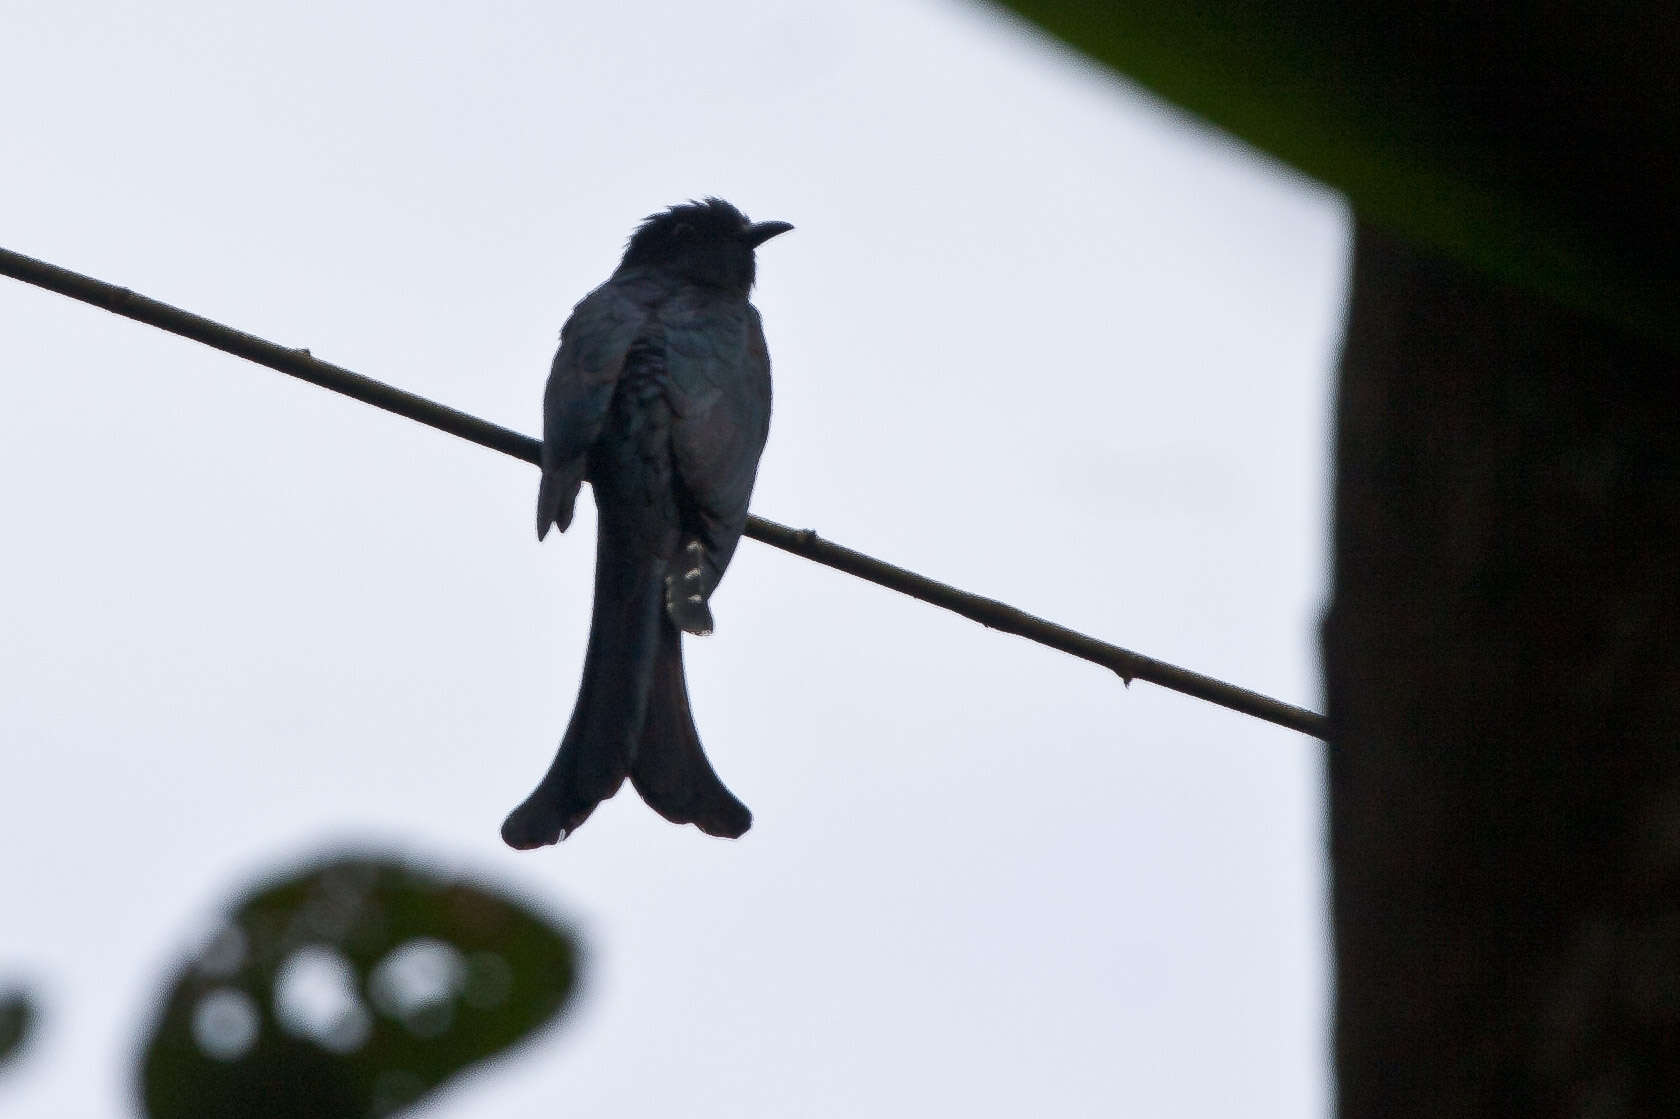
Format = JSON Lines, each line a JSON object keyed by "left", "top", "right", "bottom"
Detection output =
{"left": 617, "top": 198, "right": 786, "bottom": 292}
{"left": 625, "top": 198, "right": 753, "bottom": 257}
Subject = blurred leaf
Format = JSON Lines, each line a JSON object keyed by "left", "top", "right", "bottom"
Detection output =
{"left": 138, "top": 851, "right": 579, "bottom": 1119}
{"left": 0, "top": 987, "right": 36, "bottom": 1071}
{"left": 991, "top": 1, "right": 1680, "bottom": 352}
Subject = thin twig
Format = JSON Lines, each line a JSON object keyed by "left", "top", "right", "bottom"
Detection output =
{"left": 0, "top": 244, "right": 1329, "bottom": 740}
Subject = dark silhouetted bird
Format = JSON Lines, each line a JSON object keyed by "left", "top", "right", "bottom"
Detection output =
{"left": 501, "top": 199, "right": 790, "bottom": 848}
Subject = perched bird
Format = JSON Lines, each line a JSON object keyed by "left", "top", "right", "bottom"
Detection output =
{"left": 502, "top": 199, "right": 790, "bottom": 848}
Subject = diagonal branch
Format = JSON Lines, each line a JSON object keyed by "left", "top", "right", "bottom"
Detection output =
{"left": 0, "top": 244, "right": 1329, "bottom": 740}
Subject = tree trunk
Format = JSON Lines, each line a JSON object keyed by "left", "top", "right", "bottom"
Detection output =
{"left": 1325, "top": 221, "right": 1680, "bottom": 1118}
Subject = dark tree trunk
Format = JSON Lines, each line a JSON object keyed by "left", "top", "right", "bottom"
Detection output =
{"left": 1325, "top": 221, "right": 1680, "bottom": 1117}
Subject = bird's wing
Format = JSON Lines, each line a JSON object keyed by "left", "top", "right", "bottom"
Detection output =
{"left": 664, "top": 296, "right": 773, "bottom": 586}
{"left": 537, "top": 280, "right": 649, "bottom": 539}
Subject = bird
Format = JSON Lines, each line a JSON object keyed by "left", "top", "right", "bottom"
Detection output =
{"left": 501, "top": 198, "right": 790, "bottom": 848}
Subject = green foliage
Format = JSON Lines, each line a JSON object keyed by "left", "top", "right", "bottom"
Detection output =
{"left": 0, "top": 987, "right": 35, "bottom": 1071}
{"left": 994, "top": 1, "right": 1680, "bottom": 352}
{"left": 138, "top": 852, "right": 579, "bottom": 1119}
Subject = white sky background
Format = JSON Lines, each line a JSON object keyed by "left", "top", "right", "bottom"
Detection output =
{"left": 0, "top": 1, "right": 1347, "bottom": 1115}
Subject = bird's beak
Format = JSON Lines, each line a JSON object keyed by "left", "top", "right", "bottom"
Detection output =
{"left": 742, "top": 220, "right": 794, "bottom": 248}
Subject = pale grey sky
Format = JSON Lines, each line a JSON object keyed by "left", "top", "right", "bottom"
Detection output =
{"left": 0, "top": 1, "right": 1346, "bottom": 1115}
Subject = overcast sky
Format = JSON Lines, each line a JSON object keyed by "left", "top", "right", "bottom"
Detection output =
{"left": 0, "top": 1, "right": 1347, "bottom": 1115}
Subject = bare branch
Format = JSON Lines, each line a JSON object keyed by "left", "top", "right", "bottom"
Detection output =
{"left": 0, "top": 244, "right": 1329, "bottom": 740}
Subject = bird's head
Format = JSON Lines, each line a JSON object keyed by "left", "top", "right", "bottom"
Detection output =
{"left": 618, "top": 198, "right": 792, "bottom": 293}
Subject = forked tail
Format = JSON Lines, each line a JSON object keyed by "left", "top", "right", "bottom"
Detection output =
{"left": 630, "top": 620, "right": 752, "bottom": 838}
{"left": 501, "top": 526, "right": 664, "bottom": 849}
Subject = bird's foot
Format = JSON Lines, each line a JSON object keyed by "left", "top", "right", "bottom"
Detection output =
{"left": 664, "top": 541, "right": 715, "bottom": 635}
